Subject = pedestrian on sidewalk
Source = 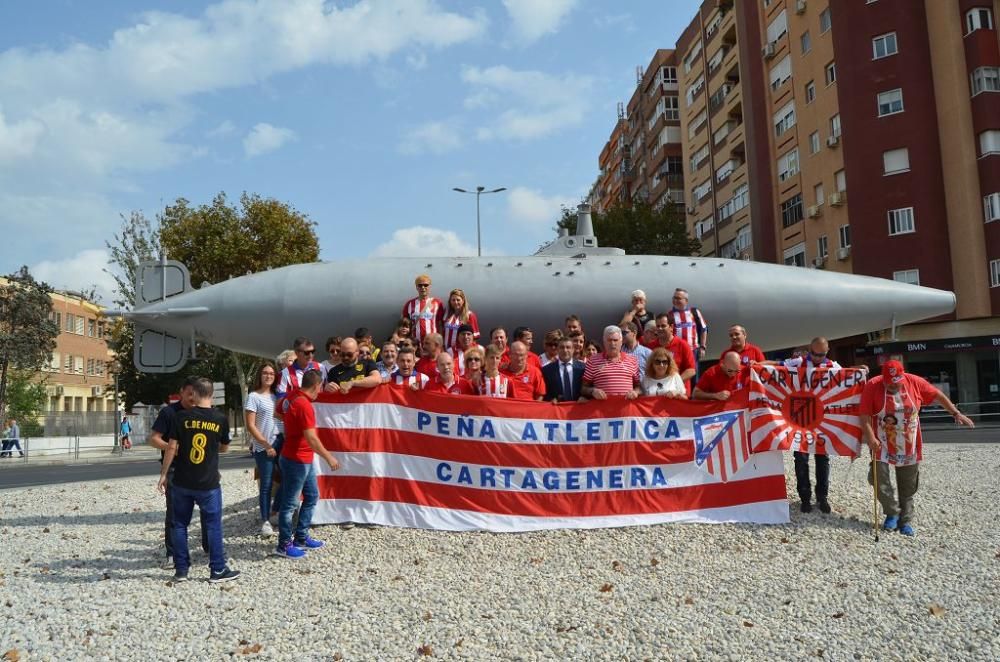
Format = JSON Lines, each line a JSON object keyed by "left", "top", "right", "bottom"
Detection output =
{"left": 1, "top": 419, "right": 24, "bottom": 458}
{"left": 120, "top": 416, "right": 132, "bottom": 451}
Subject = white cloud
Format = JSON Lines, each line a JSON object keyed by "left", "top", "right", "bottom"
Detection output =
{"left": 460, "top": 65, "right": 593, "bottom": 141}
{"left": 31, "top": 248, "right": 118, "bottom": 305}
{"left": 406, "top": 52, "right": 428, "bottom": 70}
{"left": 206, "top": 119, "right": 236, "bottom": 138}
{"left": 370, "top": 226, "right": 478, "bottom": 257}
{"left": 243, "top": 122, "right": 297, "bottom": 157}
{"left": 0, "top": 0, "right": 489, "bottom": 270}
{"left": 502, "top": 0, "right": 578, "bottom": 43}
{"left": 399, "top": 120, "right": 463, "bottom": 155}
{"left": 506, "top": 187, "right": 577, "bottom": 228}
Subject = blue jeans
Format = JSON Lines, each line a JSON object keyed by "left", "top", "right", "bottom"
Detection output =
{"left": 277, "top": 456, "right": 318, "bottom": 545}
{"left": 0, "top": 439, "right": 23, "bottom": 457}
{"left": 253, "top": 449, "right": 276, "bottom": 522}
{"left": 170, "top": 484, "right": 226, "bottom": 573}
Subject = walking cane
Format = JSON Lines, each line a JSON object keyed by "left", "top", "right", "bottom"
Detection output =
{"left": 871, "top": 449, "right": 879, "bottom": 543}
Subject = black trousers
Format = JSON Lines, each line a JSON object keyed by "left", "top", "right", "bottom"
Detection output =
{"left": 164, "top": 470, "right": 209, "bottom": 557}
{"left": 793, "top": 451, "right": 829, "bottom": 502}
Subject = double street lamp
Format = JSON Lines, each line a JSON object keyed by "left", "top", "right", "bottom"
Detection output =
{"left": 452, "top": 185, "right": 507, "bottom": 257}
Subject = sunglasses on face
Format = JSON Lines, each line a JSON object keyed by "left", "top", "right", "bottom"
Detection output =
{"left": 655, "top": 360, "right": 671, "bottom": 366}
{"left": 467, "top": 357, "right": 482, "bottom": 362}
{"left": 416, "top": 283, "right": 430, "bottom": 288}
{"left": 299, "top": 348, "right": 316, "bottom": 355}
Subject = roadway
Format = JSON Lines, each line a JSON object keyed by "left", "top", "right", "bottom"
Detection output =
{"left": 0, "top": 453, "right": 254, "bottom": 490}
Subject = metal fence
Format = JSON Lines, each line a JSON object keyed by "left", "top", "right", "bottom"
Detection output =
{"left": 39, "top": 411, "right": 120, "bottom": 437}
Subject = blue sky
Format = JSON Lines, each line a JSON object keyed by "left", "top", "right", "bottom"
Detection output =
{"left": 0, "top": 0, "right": 700, "bottom": 303}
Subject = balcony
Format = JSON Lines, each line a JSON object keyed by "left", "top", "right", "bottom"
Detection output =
{"left": 709, "top": 83, "right": 735, "bottom": 114}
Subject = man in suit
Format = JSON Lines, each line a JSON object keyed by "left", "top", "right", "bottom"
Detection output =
{"left": 542, "top": 337, "right": 585, "bottom": 402}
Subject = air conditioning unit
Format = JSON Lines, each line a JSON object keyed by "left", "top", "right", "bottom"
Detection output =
{"left": 829, "top": 191, "right": 846, "bottom": 206}
{"left": 686, "top": 205, "right": 697, "bottom": 215}
{"left": 812, "top": 256, "right": 826, "bottom": 268}
{"left": 826, "top": 134, "right": 840, "bottom": 147}
{"left": 806, "top": 205, "right": 821, "bottom": 218}
{"left": 837, "top": 246, "right": 851, "bottom": 260}
{"left": 92, "top": 385, "right": 103, "bottom": 397}
{"left": 795, "top": 0, "right": 807, "bottom": 14}
{"left": 762, "top": 42, "right": 776, "bottom": 59}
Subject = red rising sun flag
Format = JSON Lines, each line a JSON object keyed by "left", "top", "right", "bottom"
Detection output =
{"left": 309, "top": 388, "right": 788, "bottom": 532}
{"left": 749, "top": 365, "right": 865, "bottom": 457}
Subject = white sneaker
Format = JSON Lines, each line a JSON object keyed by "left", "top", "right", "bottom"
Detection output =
{"left": 260, "top": 521, "right": 274, "bottom": 537}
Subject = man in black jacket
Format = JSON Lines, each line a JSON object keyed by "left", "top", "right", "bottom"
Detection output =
{"left": 542, "top": 337, "right": 585, "bottom": 402}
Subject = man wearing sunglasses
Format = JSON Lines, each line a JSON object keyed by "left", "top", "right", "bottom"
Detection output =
{"left": 692, "top": 351, "right": 747, "bottom": 401}
{"left": 402, "top": 274, "right": 445, "bottom": 343}
{"left": 326, "top": 338, "right": 381, "bottom": 395}
{"left": 277, "top": 337, "right": 324, "bottom": 400}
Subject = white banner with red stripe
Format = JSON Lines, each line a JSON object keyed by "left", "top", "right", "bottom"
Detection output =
{"left": 309, "top": 389, "right": 788, "bottom": 531}
{"left": 749, "top": 365, "right": 865, "bottom": 457}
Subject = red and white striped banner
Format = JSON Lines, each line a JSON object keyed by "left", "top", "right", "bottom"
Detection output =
{"left": 310, "top": 389, "right": 788, "bottom": 532}
{"left": 749, "top": 365, "right": 865, "bottom": 457}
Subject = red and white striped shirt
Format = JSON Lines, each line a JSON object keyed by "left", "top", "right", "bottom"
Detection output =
{"left": 479, "top": 374, "right": 513, "bottom": 398}
{"left": 669, "top": 306, "right": 707, "bottom": 350}
{"left": 402, "top": 296, "right": 445, "bottom": 342}
{"left": 582, "top": 353, "right": 640, "bottom": 396}
{"left": 441, "top": 311, "right": 480, "bottom": 348}
{"left": 390, "top": 372, "right": 429, "bottom": 390}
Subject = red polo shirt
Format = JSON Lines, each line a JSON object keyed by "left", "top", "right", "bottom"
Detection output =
{"left": 500, "top": 364, "right": 546, "bottom": 400}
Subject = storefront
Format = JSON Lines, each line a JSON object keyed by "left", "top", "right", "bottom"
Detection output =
{"left": 854, "top": 334, "right": 1000, "bottom": 415}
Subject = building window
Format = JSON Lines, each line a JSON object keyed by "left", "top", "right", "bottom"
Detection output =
{"left": 716, "top": 159, "right": 736, "bottom": 183}
{"left": 991, "top": 259, "right": 1000, "bottom": 287}
{"left": 835, "top": 169, "right": 847, "bottom": 192}
{"left": 829, "top": 113, "right": 841, "bottom": 137}
{"left": 980, "top": 130, "right": 1000, "bottom": 156}
{"left": 872, "top": 32, "right": 898, "bottom": 59}
{"left": 883, "top": 147, "right": 910, "bottom": 175}
{"left": 662, "top": 66, "right": 677, "bottom": 84}
{"left": 686, "top": 74, "right": 706, "bottom": 107}
{"left": 814, "top": 182, "right": 825, "bottom": 205}
{"left": 783, "top": 242, "right": 807, "bottom": 267}
{"left": 717, "top": 184, "right": 750, "bottom": 221}
{"left": 971, "top": 67, "right": 1000, "bottom": 96}
{"left": 888, "top": 207, "right": 916, "bottom": 235}
{"left": 877, "top": 88, "right": 904, "bottom": 116}
{"left": 817, "top": 235, "right": 829, "bottom": 258}
{"left": 966, "top": 7, "right": 994, "bottom": 34}
{"left": 688, "top": 110, "right": 708, "bottom": 139}
{"left": 778, "top": 148, "right": 800, "bottom": 181}
{"left": 825, "top": 61, "right": 837, "bottom": 85}
{"left": 810, "top": 131, "right": 821, "bottom": 154}
{"left": 801, "top": 31, "right": 811, "bottom": 54}
{"left": 769, "top": 55, "right": 792, "bottom": 90}
{"left": 984, "top": 192, "right": 1000, "bottom": 222}
{"left": 684, "top": 40, "right": 703, "bottom": 74}
{"left": 75, "top": 316, "right": 84, "bottom": 335}
{"left": 664, "top": 96, "right": 679, "bottom": 120}
{"left": 839, "top": 224, "right": 851, "bottom": 248}
{"left": 64, "top": 354, "right": 72, "bottom": 373}
{"left": 774, "top": 101, "right": 796, "bottom": 136}
{"left": 690, "top": 144, "right": 710, "bottom": 171}
{"left": 805, "top": 80, "right": 816, "bottom": 103}
{"left": 781, "top": 193, "right": 804, "bottom": 228}
{"left": 819, "top": 8, "right": 832, "bottom": 33}
{"left": 75, "top": 356, "right": 84, "bottom": 375}
{"left": 893, "top": 269, "right": 920, "bottom": 286}
{"left": 87, "top": 319, "right": 96, "bottom": 337}
{"left": 767, "top": 9, "right": 788, "bottom": 43}
{"left": 695, "top": 216, "right": 714, "bottom": 239}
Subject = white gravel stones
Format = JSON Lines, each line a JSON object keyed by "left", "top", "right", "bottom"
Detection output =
{"left": 1, "top": 444, "right": 999, "bottom": 660}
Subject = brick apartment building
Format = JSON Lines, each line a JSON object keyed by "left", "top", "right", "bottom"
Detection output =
{"left": 594, "top": 0, "right": 1000, "bottom": 405}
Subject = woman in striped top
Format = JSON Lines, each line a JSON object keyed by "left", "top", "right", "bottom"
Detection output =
{"left": 442, "top": 288, "right": 480, "bottom": 349}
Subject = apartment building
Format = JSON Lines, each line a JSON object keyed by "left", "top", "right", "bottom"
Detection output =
{"left": 676, "top": 0, "right": 777, "bottom": 261}
{"left": 594, "top": 49, "right": 685, "bottom": 214}
{"left": 594, "top": 0, "right": 1000, "bottom": 403}
{"left": 40, "top": 289, "right": 115, "bottom": 413}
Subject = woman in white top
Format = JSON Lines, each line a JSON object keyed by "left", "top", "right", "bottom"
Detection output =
{"left": 642, "top": 347, "right": 687, "bottom": 398}
{"left": 245, "top": 361, "right": 279, "bottom": 536}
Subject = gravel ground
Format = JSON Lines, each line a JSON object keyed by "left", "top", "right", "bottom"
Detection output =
{"left": 1, "top": 444, "right": 998, "bottom": 661}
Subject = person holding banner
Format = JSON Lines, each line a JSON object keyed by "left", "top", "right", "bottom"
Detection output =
{"left": 693, "top": 351, "right": 747, "bottom": 401}
{"left": 581, "top": 326, "right": 641, "bottom": 400}
{"left": 480, "top": 345, "right": 513, "bottom": 398}
{"left": 275, "top": 369, "right": 341, "bottom": 559}
{"left": 641, "top": 348, "right": 686, "bottom": 398}
{"left": 501, "top": 342, "right": 546, "bottom": 400}
{"left": 859, "top": 360, "right": 974, "bottom": 536}
{"left": 426, "top": 353, "right": 476, "bottom": 395}
{"left": 542, "top": 336, "right": 585, "bottom": 402}
{"left": 389, "top": 347, "right": 428, "bottom": 390}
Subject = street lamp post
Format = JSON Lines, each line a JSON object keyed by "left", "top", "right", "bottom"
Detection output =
{"left": 452, "top": 185, "right": 507, "bottom": 256}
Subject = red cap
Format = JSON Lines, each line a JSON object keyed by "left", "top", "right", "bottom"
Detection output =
{"left": 881, "top": 360, "right": 905, "bottom": 384}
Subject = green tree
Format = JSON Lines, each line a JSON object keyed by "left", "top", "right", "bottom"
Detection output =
{"left": 0, "top": 267, "right": 60, "bottom": 421}
{"left": 107, "top": 193, "right": 320, "bottom": 412}
{"left": 556, "top": 201, "right": 701, "bottom": 256}
{"left": 4, "top": 368, "right": 47, "bottom": 436}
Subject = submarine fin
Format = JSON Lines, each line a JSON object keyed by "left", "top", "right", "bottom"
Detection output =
{"left": 136, "top": 259, "right": 193, "bottom": 306}
{"left": 134, "top": 324, "right": 190, "bottom": 373}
